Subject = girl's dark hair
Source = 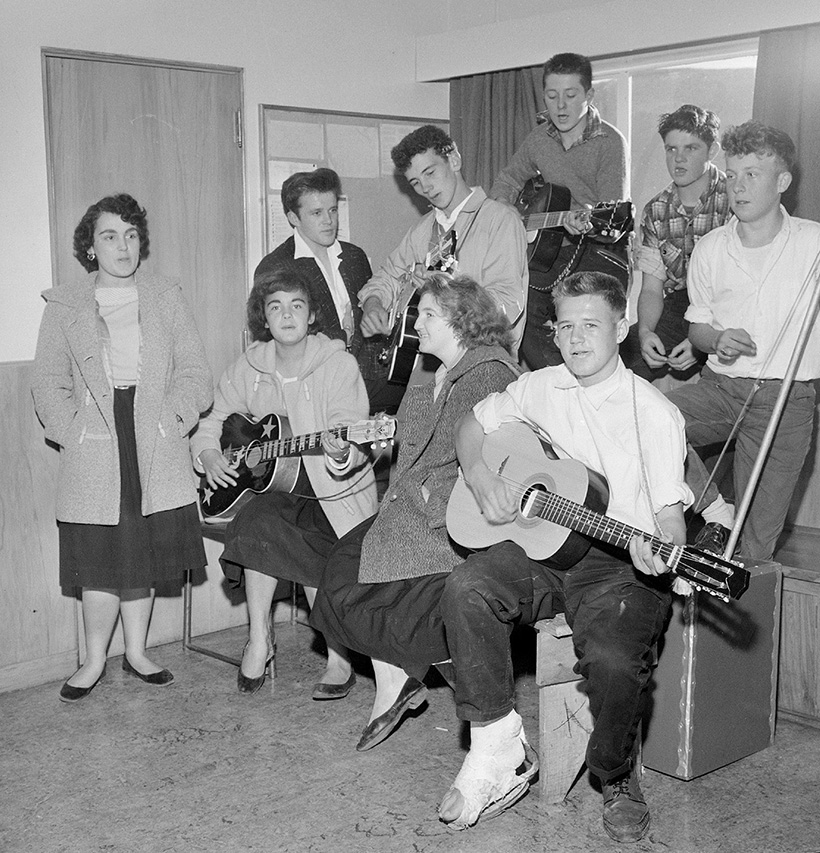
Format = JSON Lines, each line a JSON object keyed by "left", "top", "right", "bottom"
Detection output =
{"left": 73, "top": 194, "right": 149, "bottom": 272}
{"left": 246, "top": 266, "right": 320, "bottom": 342}
{"left": 416, "top": 272, "right": 514, "bottom": 353}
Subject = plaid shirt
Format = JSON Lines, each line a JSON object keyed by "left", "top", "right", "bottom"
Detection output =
{"left": 637, "top": 164, "right": 730, "bottom": 294}
{"left": 536, "top": 104, "right": 607, "bottom": 150}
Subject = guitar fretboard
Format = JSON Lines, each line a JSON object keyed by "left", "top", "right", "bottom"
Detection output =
{"left": 522, "top": 210, "right": 573, "bottom": 231}
{"left": 526, "top": 487, "right": 735, "bottom": 591}
{"left": 227, "top": 425, "right": 350, "bottom": 465}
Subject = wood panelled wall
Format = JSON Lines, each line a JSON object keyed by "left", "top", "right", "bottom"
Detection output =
{"left": 0, "top": 361, "right": 246, "bottom": 694}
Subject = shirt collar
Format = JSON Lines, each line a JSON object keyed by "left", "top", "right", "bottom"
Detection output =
{"left": 553, "top": 357, "right": 629, "bottom": 409}
{"left": 293, "top": 228, "right": 341, "bottom": 261}
{"left": 538, "top": 104, "right": 605, "bottom": 148}
{"left": 434, "top": 188, "right": 476, "bottom": 231}
{"left": 726, "top": 204, "right": 792, "bottom": 252}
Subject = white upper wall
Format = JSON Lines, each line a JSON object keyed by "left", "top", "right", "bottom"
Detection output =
{"left": 0, "top": 0, "right": 449, "bottom": 362}
{"left": 415, "top": 0, "right": 820, "bottom": 79}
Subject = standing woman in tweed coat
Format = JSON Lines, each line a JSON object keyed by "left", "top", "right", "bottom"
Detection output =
{"left": 32, "top": 194, "right": 213, "bottom": 703}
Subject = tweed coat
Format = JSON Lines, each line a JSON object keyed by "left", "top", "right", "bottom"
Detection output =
{"left": 254, "top": 236, "right": 385, "bottom": 381}
{"left": 358, "top": 345, "right": 519, "bottom": 583}
{"left": 32, "top": 273, "right": 213, "bottom": 524}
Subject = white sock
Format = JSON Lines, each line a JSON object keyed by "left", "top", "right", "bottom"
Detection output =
{"left": 470, "top": 709, "right": 525, "bottom": 759}
{"left": 701, "top": 496, "right": 734, "bottom": 529}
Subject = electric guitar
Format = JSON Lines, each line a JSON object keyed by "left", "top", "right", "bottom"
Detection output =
{"left": 199, "top": 412, "right": 397, "bottom": 523}
{"left": 445, "top": 423, "right": 749, "bottom": 602}
{"left": 516, "top": 177, "right": 634, "bottom": 274}
{"left": 377, "top": 228, "right": 457, "bottom": 386}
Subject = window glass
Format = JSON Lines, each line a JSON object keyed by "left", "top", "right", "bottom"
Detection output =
{"left": 631, "top": 57, "right": 757, "bottom": 224}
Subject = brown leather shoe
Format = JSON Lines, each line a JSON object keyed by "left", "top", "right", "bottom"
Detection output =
{"left": 602, "top": 768, "right": 650, "bottom": 843}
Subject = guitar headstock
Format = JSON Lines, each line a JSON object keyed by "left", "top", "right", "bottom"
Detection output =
{"left": 346, "top": 415, "right": 397, "bottom": 448}
{"left": 588, "top": 200, "right": 634, "bottom": 243}
{"left": 675, "top": 547, "right": 750, "bottom": 602}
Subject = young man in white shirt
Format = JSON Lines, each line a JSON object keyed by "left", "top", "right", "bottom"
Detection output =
{"left": 441, "top": 270, "right": 692, "bottom": 842}
{"left": 667, "top": 122, "right": 820, "bottom": 560}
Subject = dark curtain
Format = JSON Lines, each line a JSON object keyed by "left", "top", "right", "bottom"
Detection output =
{"left": 753, "top": 23, "right": 820, "bottom": 221}
{"left": 450, "top": 65, "right": 542, "bottom": 191}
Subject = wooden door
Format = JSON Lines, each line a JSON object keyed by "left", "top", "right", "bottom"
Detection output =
{"left": 43, "top": 50, "right": 246, "bottom": 380}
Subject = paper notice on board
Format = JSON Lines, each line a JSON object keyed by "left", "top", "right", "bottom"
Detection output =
{"left": 337, "top": 195, "right": 350, "bottom": 243}
{"left": 326, "top": 124, "right": 379, "bottom": 179}
{"left": 269, "top": 160, "right": 319, "bottom": 191}
{"left": 267, "top": 119, "right": 324, "bottom": 162}
{"left": 268, "top": 196, "right": 291, "bottom": 251}
{"left": 380, "top": 123, "right": 414, "bottom": 176}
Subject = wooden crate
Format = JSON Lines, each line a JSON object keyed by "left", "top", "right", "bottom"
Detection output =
{"left": 775, "top": 527, "right": 820, "bottom": 726}
{"left": 534, "top": 615, "right": 593, "bottom": 803}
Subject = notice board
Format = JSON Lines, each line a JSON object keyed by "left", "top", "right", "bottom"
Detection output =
{"left": 261, "top": 105, "right": 449, "bottom": 271}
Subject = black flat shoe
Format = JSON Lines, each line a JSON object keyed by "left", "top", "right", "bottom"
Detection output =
{"left": 122, "top": 656, "right": 174, "bottom": 686}
{"left": 237, "top": 641, "right": 273, "bottom": 694}
{"left": 312, "top": 672, "right": 356, "bottom": 701}
{"left": 59, "top": 665, "right": 107, "bottom": 703}
{"left": 356, "top": 677, "right": 428, "bottom": 751}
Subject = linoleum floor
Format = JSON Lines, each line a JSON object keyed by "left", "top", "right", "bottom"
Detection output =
{"left": 1, "top": 622, "right": 818, "bottom": 853}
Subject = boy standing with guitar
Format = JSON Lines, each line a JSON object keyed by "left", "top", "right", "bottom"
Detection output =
{"left": 359, "top": 125, "right": 528, "bottom": 369}
{"left": 440, "top": 271, "right": 693, "bottom": 841}
{"left": 490, "top": 53, "right": 629, "bottom": 370}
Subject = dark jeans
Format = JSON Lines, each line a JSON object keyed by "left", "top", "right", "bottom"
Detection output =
{"left": 440, "top": 540, "right": 671, "bottom": 782}
{"left": 621, "top": 288, "right": 706, "bottom": 382}
{"left": 668, "top": 368, "right": 816, "bottom": 559}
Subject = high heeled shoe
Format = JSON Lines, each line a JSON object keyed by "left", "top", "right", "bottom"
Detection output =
{"left": 237, "top": 640, "right": 274, "bottom": 694}
{"left": 356, "top": 677, "right": 428, "bottom": 751}
{"left": 122, "top": 656, "right": 174, "bottom": 686}
{"left": 59, "top": 664, "right": 107, "bottom": 703}
{"left": 312, "top": 672, "right": 356, "bottom": 701}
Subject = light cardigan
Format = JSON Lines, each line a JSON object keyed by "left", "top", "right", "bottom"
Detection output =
{"left": 32, "top": 272, "right": 213, "bottom": 524}
{"left": 191, "top": 334, "right": 377, "bottom": 538}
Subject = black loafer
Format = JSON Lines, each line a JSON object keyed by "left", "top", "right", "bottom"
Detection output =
{"left": 122, "top": 656, "right": 174, "bottom": 686}
{"left": 312, "top": 672, "right": 356, "bottom": 700}
{"left": 59, "top": 665, "right": 107, "bottom": 703}
{"left": 356, "top": 677, "right": 428, "bottom": 751}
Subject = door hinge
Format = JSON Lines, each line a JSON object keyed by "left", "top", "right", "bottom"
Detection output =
{"left": 234, "top": 109, "right": 243, "bottom": 148}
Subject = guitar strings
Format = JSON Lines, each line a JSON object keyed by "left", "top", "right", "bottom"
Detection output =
{"left": 492, "top": 473, "right": 733, "bottom": 579}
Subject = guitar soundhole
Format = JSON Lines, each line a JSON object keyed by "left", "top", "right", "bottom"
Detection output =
{"left": 520, "top": 484, "right": 547, "bottom": 519}
{"left": 245, "top": 442, "right": 262, "bottom": 469}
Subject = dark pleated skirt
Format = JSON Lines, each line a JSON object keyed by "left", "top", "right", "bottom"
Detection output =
{"left": 310, "top": 516, "right": 450, "bottom": 681}
{"left": 219, "top": 465, "right": 338, "bottom": 588}
{"left": 59, "top": 387, "right": 206, "bottom": 590}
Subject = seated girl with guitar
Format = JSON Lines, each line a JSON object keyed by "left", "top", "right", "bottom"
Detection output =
{"left": 310, "top": 272, "right": 520, "bottom": 751}
{"left": 191, "top": 268, "right": 378, "bottom": 697}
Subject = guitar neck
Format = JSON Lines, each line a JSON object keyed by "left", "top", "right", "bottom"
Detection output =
{"left": 229, "top": 425, "right": 349, "bottom": 464}
{"left": 523, "top": 209, "right": 574, "bottom": 231}
{"left": 531, "top": 490, "right": 682, "bottom": 567}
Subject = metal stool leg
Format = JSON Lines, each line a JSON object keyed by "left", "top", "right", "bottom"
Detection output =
{"left": 182, "top": 566, "right": 242, "bottom": 667}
